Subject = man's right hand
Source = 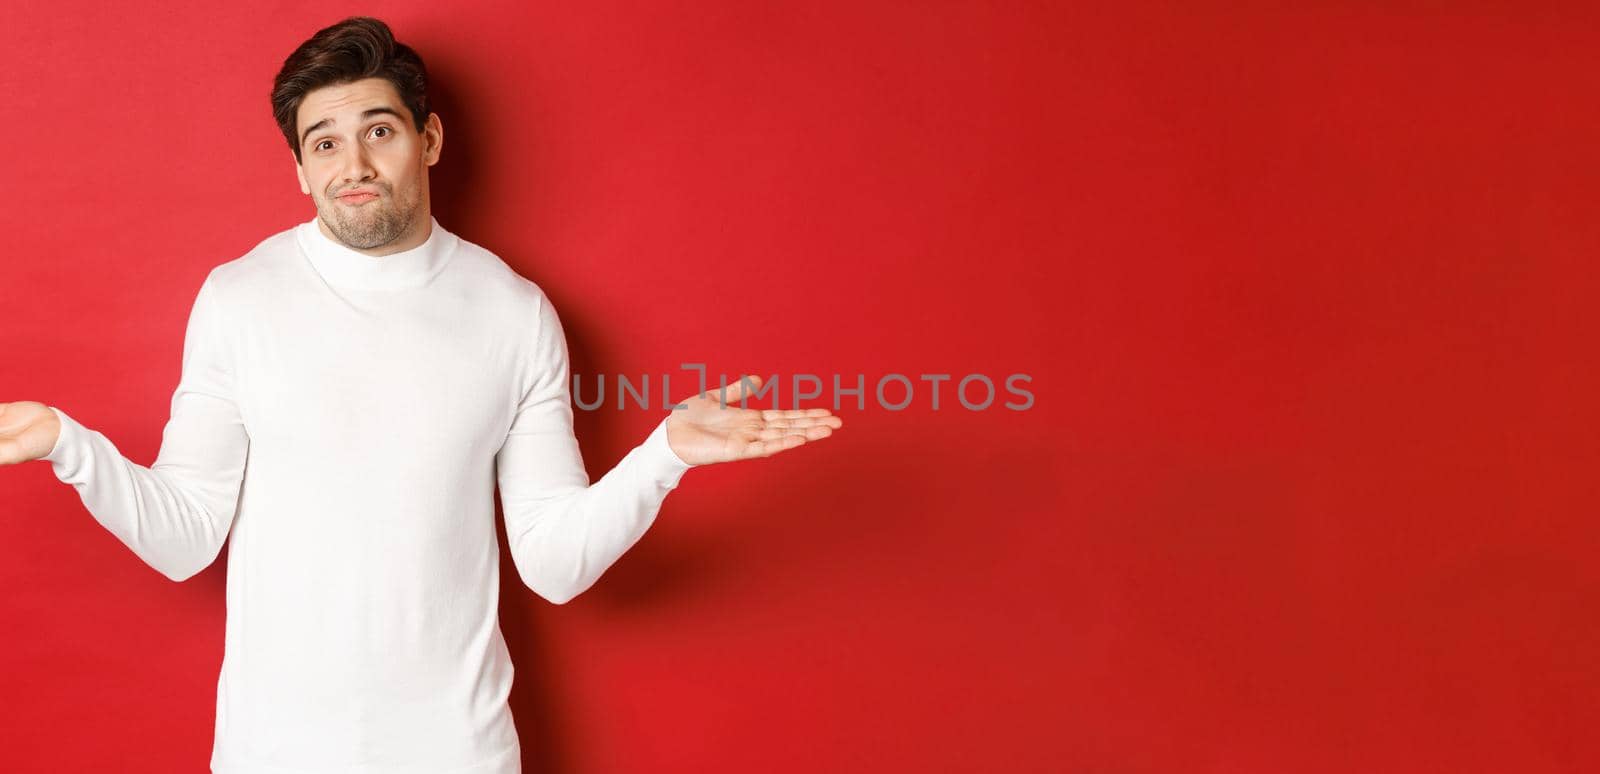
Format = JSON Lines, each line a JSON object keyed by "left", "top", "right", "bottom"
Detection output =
{"left": 0, "top": 401, "right": 62, "bottom": 465}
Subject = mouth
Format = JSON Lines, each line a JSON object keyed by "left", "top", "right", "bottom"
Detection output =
{"left": 336, "top": 191, "right": 380, "bottom": 205}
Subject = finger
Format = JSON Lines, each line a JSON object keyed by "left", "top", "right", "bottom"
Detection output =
{"left": 717, "top": 374, "right": 764, "bottom": 404}
{"left": 761, "top": 408, "right": 835, "bottom": 420}
{"left": 760, "top": 415, "right": 843, "bottom": 430}
{"left": 754, "top": 425, "right": 820, "bottom": 441}
{"left": 703, "top": 394, "right": 764, "bottom": 416}
{"left": 747, "top": 426, "right": 837, "bottom": 456}
{"left": 744, "top": 433, "right": 807, "bottom": 458}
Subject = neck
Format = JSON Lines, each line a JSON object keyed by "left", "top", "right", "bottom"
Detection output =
{"left": 295, "top": 212, "right": 457, "bottom": 292}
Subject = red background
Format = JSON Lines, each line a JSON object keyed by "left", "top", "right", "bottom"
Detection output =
{"left": 2, "top": 1, "right": 1596, "bottom": 772}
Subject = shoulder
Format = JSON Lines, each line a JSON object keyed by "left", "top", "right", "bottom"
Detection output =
{"left": 199, "top": 224, "right": 302, "bottom": 301}
{"left": 447, "top": 232, "right": 561, "bottom": 319}
{"left": 446, "top": 234, "right": 572, "bottom": 361}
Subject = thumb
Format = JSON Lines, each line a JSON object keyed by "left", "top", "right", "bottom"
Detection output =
{"left": 717, "top": 374, "right": 763, "bottom": 405}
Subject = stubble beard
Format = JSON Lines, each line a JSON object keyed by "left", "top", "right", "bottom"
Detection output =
{"left": 320, "top": 184, "right": 421, "bottom": 250}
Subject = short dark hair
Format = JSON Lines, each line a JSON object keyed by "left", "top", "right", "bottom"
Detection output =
{"left": 271, "top": 16, "right": 430, "bottom": 164}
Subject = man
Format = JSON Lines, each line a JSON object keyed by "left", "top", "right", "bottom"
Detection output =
{"left": 0, "top": 16, "right": 841, "bottom": 773}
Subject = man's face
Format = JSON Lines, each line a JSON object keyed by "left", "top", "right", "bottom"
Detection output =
{"left": 294, "top": 77, "right": 442, "bottom": 251}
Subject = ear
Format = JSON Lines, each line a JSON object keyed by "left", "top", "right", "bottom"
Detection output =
{"left": 423, "top": 112, "right": 444, "bottom": 167}
{"left": 294, "top": 153, "right": 310, "bottom": 196}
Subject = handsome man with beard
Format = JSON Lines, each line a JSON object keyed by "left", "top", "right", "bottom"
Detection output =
{"left": 0, "top": 16, "right": 841, "bottom": 774}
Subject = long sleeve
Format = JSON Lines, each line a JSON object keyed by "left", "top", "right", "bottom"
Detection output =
{"left": 494, "top": 289, "right": 693, "bottom": 605}
{"left": 43, "top": 272, "right": 250, "bottom": 582}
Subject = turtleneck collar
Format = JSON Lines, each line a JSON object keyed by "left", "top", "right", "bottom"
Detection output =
{"left": 294, "top": 214, "right": 459, "bottom": 291}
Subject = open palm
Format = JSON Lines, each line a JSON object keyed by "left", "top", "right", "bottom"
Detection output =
{"left": 664, "top": 374, "right": 843, "bottom": 465}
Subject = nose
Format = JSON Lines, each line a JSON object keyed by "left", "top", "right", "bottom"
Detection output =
{"left": 338, "top": 144, "right": 377, "bottom": 185}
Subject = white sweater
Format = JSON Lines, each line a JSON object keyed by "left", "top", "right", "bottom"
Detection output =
{"left": 42, "top": 215, "right": 694, "bottom": 773}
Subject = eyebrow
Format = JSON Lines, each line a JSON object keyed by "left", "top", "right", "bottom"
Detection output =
{"left": 300, "top": 107, "right": 406, "bottom": 147}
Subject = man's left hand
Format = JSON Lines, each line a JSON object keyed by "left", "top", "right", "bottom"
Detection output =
{"left": 664, "top": 374, "right": 843, "bottom": 465}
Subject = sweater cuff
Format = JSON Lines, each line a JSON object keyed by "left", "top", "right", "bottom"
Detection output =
{"left": 640, "top": 415, "right": 693, "bottom": 487}
{"left": 42, "top": 406, "right": 83, "bottom": 467}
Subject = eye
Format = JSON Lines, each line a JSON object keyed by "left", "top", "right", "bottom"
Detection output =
{"left": 371, "top": 125, "right": 392, "bottom": 139}
{"left": 315, "top": 140, "right": 334, "bottom": 152}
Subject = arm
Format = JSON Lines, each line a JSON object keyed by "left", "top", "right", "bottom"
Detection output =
{"left": 494, "top": 291, "right": 693, "bottom": 605}
{"left": 27, "top": 273, "right": 249, "bottom": 582}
